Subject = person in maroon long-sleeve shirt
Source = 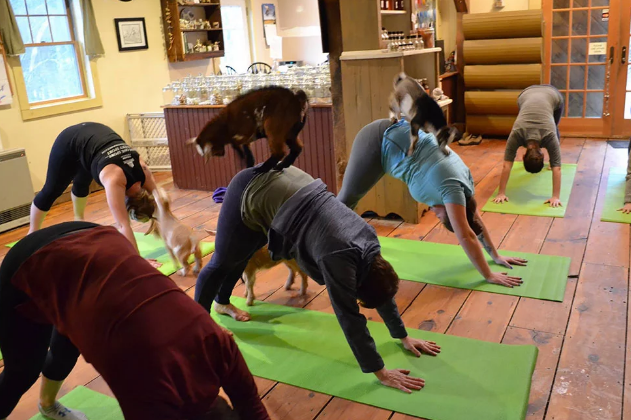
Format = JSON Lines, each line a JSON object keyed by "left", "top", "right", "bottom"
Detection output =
{"left": 0, "top": 221, "right": 269, "bottom": 420}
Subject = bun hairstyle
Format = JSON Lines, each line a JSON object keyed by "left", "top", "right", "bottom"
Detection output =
{"left": 441, "top": 196, "right": 484, "bottom": 236}
{"left": 126, "top": 189, "right": 156, "bottom": 223}
{"left": 357, "top": 253, "right": 400, "bottom": 309}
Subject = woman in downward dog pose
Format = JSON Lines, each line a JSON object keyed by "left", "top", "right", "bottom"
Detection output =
{"left": 338, "top": 119, "right": 528, "bottom": 287}
{"left": 29, "top": 122, "right": 157, "bottom": 252}
{"left": 196, "top": 166, "right": 441, "bottom": 393}
{"left": 0, "top": 222, "right": 269, "bottom": 420}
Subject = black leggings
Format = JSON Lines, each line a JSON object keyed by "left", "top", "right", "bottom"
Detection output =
{"left": 0, "top": 222, "right": 98, "bottom": 418}
{"left": 33, "top": 130, "right": 94, "bottom": 212}
{"left": 194, "top": 168, "right": 268, "bottom": 312}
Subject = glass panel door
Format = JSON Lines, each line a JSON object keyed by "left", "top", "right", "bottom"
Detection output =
{"left": 544, "top": 0, "right": 621, "bottom": 136}
{"left": 612, "top": 5, "right": 631, "bottom": 136}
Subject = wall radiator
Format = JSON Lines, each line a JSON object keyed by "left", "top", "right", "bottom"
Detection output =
{"left": 0, "top": 149, "right": 34, "bottom": 233}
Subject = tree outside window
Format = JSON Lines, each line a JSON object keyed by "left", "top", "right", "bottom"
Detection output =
{"left": 10, "top": 0, "right": 86, "bottom": 104}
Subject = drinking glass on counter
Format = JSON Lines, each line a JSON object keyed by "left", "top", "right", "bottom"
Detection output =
{"left": 162, "top": 65, "right": 332, "bottom": 106}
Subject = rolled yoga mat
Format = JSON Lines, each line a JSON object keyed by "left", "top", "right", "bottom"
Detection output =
{"left": 211, "top": 297, "right": 538, "bottom": 420}
{"left": 5, "top": 233, "right": 215, "bottom": 277}
{"left": 601, "top": 167, "right": 631, "bottom": 223}
{"left": 482, "top": 163, "right": 577, "bottom": 218}
{"left": 379, "top": 236, "right": 569, "bottom": 302}
{"left": 29, "top": 386, "right": 123, "bottom": 420}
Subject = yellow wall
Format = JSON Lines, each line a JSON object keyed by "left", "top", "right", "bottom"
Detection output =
{"left": 0, "top": 0, "right": 210, "bottom": 190}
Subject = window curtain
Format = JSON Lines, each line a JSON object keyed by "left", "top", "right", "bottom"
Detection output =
{"left": 0, "top": 0, "right": 25, "bottom": 56}
{"left": 80, "top": 0, "right": 104, "bottom": 56}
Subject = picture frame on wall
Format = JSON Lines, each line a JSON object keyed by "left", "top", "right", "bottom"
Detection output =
{"left": 114, "top": 18, "right": 149, "bottom": 52}
{"left": 262, "top": 4, "right": 276, "bottom": 47}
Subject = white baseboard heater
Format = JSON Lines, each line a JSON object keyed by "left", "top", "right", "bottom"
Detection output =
{"left": 0, "top": 149, "right": 34, "bottom": 233}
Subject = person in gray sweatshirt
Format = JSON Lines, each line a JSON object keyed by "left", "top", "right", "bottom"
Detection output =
{"left": 195, "top": 166, "right": 441, "bottom": 393}
{"left": 493, "top": 85, "right": 565, "bottom": 208}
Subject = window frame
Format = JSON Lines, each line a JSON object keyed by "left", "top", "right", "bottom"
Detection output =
{"left": 10, "top": 0, "right": 102, "bottom": 120}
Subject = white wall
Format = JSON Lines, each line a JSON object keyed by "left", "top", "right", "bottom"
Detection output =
{"left": 247, "top": 0, "right": 326, "bottom": 66}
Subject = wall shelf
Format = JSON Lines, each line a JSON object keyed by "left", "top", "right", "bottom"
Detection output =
{"left": 381, "top": 10, "right": 406, "bottom": 15}
{"left": 183, "top": 51, "right": 224, "bottom": 61}
{"left": 161, "top": 0, "right": 224, "bottom": 62}
{"left": 182, "top": 28, "right": 223, "bottom": 32}
{"left": 178, "top": 2, "right": 220, "bottom": 7}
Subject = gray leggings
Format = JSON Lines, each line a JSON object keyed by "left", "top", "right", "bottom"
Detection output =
{"left": 337, "top": 119, "right": 392, "bottom": 209}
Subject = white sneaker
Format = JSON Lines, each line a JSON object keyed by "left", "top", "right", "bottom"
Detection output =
{"left": 38, "top": 402, "right": 88, "bottom": 420}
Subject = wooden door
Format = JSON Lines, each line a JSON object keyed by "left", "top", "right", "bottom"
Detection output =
{"left": 543, "top": 0, "right": 623, "bottom": 137}
{"left": 612, "top": 5, "right": 631, "bottom": 136}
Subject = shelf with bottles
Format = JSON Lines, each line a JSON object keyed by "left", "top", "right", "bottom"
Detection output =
{"left": 380, "top": 0, "right": 405, "bottom": 12}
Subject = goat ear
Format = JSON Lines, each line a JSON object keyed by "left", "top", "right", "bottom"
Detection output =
{"left": 145, "top": 219, "right": 155, "bottom": 236}
{"left": 187, "top": 137, "right": 197, "bottom": 145}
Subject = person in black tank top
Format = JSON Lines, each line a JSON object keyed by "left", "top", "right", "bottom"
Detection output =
{"left": 30, "top": 123, "right": 158, "bottom": 252}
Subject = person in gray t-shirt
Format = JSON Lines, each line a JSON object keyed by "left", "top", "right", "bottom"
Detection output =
{"left": 494, "top": 85, "right": 565, "bottom": 207}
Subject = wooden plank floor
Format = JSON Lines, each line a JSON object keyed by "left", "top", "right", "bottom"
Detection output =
{"left": 2, "top": 138, "right": 630, "bottom": 420}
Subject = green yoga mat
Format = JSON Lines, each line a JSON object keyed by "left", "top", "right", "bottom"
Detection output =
{"left": 29, "top": 386, "right": 123, "bottom": 420}
{"left": 601, "top": 167, "right": 631, "bottom": 223}
{"left": 379, "top": 236, "right": 569, "bottom": 301}
{"left": 213, "top": 297, "right": 538, "bottom": 420}
{"left": 134, "top": 233, "right": 215, "bottom": 276}
{"left": 482, "top": 163, "right": 577, "bottom": 218}
{"left": 6, "top": 233, "right": 215, "bottom": 277}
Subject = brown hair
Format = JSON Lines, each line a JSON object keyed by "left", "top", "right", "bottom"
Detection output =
{"left": 357, "top": 253, "right": 400, "bottom": 309}
{"left": 523, "top": 148, "right": 544, "bottom": 173}
{"left": 126, "top": 189, "right": 156, "bottom": 223}
{"left": 442, "top": 197, "right": 484, "bottom": 236}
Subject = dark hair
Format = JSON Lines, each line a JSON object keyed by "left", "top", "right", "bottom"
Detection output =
{"left": 126, "top": 189, "right": 156, "bottom": 223}
{"left": 441, "top": 197, "right": 484, "bottom": 236}
{"left": 523, "top": 148, "right": 544, "bottom": 173}
{"left": 357, "top": 253, "right": 400, "bottom": 309}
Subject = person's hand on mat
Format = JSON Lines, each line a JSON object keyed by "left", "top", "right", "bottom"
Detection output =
{"left": 544, "top": 197, "right": 562, "bottom": 208}
{"left": 374, "top": 368, "right": 425, "bottom": 393}
{"left": 486, "top": 272, "right": 523, "bottom": 288}
{"left": 400, "top": 337, "right": 441, "bottom": 357}
{"left": 618, "top": 203, "right": 631, "bottom": 214}
{"left": 493, "top": 193, "right": 509, "bottom": 204}
{"left": 492, "top": 255, "right": 528, "bottom": 270}
{"left": 146, "top": 258, "right": 161, "bottom": 268}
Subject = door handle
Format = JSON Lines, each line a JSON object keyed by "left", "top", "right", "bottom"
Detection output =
{"left": 623, "top": 46, "right": 627, "bottom": 64}
{"left": 609, "top": 46, "right": 615, "bottom": 64}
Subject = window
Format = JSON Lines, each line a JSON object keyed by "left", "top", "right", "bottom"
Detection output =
{"left": 220, "top": 0, "right": 251, "bottom": 73}
{"left": 10, "top": 0, "right": 86, "bottom": 104}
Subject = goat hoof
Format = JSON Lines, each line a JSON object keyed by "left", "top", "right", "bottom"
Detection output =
{"left": 246, "top": 297, "right": 255, "bottom": 306}
{"left": 178, "top": 268, "right": 187, "bottom": 277}
{"left": 193, "top": 265, "right": 201, "bottom": 274}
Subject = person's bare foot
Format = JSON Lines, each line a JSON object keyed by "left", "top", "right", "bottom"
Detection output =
{"left": 214, "top": 303, "right": 251, "bottom": 322}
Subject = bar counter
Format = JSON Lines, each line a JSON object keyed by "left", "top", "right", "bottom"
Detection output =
{"left": 163, "top": 104, "right": 336, "bottom": 193}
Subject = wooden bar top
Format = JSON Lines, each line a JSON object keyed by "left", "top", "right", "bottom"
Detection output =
{"left": 163, "top": 103, "right": 333, "bottom": 109}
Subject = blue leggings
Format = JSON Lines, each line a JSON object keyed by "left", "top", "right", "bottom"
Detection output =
{"left": 194, "top": 168, "right": 268, "bottom": 312}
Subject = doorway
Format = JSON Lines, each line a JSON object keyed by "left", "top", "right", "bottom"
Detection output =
{"left": 220, "top": 0, "right": 252, "bottom": 73}
{"left": 543, "top": 0, "right": 631, "bottom": 138}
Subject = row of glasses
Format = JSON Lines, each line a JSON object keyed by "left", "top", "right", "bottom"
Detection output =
{"left": 162, "top": 65, "right": 332, "bottom": 106}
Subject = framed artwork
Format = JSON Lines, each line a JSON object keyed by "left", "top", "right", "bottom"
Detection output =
{"left": 262, "top": 4, "right": 276, "bottom": 22}
{"left": 114, "top": 18, "right": 149, "bottom": 51}
{"left": 262, "top": 4, "right": 276, "bottom": 47}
